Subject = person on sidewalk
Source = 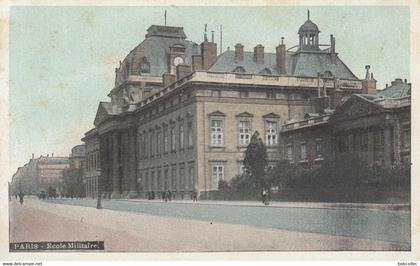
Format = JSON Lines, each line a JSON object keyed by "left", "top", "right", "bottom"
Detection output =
{"left": 18, "top": 191, "right": 24, "bottom": 205}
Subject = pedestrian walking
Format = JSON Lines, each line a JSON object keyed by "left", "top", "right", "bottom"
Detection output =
{"left": 18, "top": 192, "right": 24, "bottom": 205}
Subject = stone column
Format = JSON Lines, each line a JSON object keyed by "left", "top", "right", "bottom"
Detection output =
{"left": 367, "top": 129, "right": 375, "bottom": 164}
{"left": 111, "top": 131, "right": 120, "bottom": 198}
{"left": 127, "top": 127, "right": 138, "bottom": 198}
{"left": 383, "top": 126, "right": 393, "bottom": 167}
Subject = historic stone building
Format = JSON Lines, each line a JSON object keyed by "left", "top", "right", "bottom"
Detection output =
{"left": 11, "top": 154, "right": 69, "bottom": 195}
{"left": 84, "top": 13, "right": 375, "bottom": 198}
{"left": 280, "top": 78, "right": 411, "bottom": 167}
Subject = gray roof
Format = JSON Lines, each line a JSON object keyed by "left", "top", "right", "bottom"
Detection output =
{"left": 376, "top": 81, "right": 411, "bottom": 99}
{"left": 209, "top": 50, "right": 358, "bottom": 80}
{"left": 122, "top": 36, "right": 200, "bottom": 77}
{"left": 298, "top": 19, "right": 320, "bottom": 33}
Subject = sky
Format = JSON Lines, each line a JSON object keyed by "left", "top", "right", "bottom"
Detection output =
{"left": 8, "top": 6, "right": 410, "bottom": 180}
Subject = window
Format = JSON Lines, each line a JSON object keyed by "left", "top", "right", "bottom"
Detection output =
{"left": 211, "top": 164, "right": 224, "bottom": 190}
{"left": 403, "top": 127, "right": 410, "bottom": 149}
{"left": 140, "top": 57, "right": 150, "bottom": 74}
{"left": 156, "top": 130, "right": 161, "bottom": 156}
{"left": 211, "top": 90, "right": 221, "bottom": 97}
{"left": 187, "top": 121, "right": 193, "bottom": 148}
{"left": 211, "top": 119, "right": 224, "bottom": 146}
{"left": 240, "top": 90, "right": 249, "bottom": 97}
{"left": 179, "top": 123, "right": 184, "bottom": 150}
{"left": 163, "top": 128, "right": 168, "bottom": 153}
{"left": 315, "top": 140, "right": 322, "bottom": 158}
{"left": 149, "top": 131, "right": 154, "bottom": 156}
{"left": 157, "top": 169, "right": 162, "bottom": 190}
{"left": 239, "top": 121, "right": 251, "bottom": 146}
{"left": 144, "top": 170, "right": 149, "bottom": 191}
{"left": 188, "top": 163, "right": 194, "bottom": 190}
{"left": 360, "top": 132, "right": 368, "bottom": 151}
{"left": 171, "top": 165, "right": 177, "bottom": 190}
{"left": 309, "top": 34, "right": 315, "bottom": 45}
{"left": 266, "top": 90, "right": 276, "bottom": 99}
{"left": 143, "top": 133, "right": 148, "bottom": 157}
{"left": 300, "top": 143, "right": 307, "bottom": 160}
{"left": 233, "top": 66, "right": 246, "bottom": 73}
{"left": 265, "top": 121, "right": 277, "bottom": 145}
{"left": 171, "top": 125, "right": 176, "bottom": 152}
{"left": 287, "top": 144, "right": 293, "bottom": 161}
{"left": 179, "top": 164, "right": 185, "bottom": 190}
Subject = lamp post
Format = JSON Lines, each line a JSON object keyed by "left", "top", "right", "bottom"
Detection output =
{"left": 96, "top": 168, "right": 102, "bottom": 209}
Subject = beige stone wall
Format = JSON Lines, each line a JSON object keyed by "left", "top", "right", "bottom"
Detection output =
{"left": 194, "top": 89, "right": 314, "bottom": 192}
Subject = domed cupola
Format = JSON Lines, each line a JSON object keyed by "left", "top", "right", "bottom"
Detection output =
{"left": 298, "top": 11, "right": 320, "bottom": 51}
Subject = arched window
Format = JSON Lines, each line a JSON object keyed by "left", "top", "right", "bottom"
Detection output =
{"left": 323, "top": 71, "right": 333, "bottom": 78}
{"left": 259, "top": 68, "right": 272, "bottom": 75}
{"left": 232, "top": 66, "right": 246, "bottom": 73}
{"left": 140, "top": 57, "right": 151, "bottom": 74}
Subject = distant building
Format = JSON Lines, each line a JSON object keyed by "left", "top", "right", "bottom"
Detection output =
{"left": 11, "top": 154, "right": 69, "bottom": 195}
{"left": 280, "top": 78, "right": 411, "bottom": 167}
{"left": 82, "top": 13, "right": 378, "bottom": 198}
{"left": 60, "top": 144, "right": 86, "bottom": 197}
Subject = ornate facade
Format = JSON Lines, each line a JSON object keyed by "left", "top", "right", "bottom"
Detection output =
{"left": 280, "top": 78, "right": 411, "bottom": 167}
{"left": 84, "top": 14, "right": 376, "bottom": 198}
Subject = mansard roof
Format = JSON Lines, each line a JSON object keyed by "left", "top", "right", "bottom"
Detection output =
{"left": 118, "top": 26, "right": 200, "bottom": 78}
{"left": 209, "top": 50, "right": 358, "bottom": 80}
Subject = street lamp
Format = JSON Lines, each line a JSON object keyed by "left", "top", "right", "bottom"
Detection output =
{"left": 96, "top": 168, "right": 102, "bottom": 209}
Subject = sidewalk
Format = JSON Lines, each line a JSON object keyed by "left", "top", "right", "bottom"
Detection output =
{"left": 115, "top": 198, "right": 410, "bottom": 211}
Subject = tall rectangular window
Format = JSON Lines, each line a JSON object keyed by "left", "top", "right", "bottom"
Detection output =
{"left": 171, "top": 125, "right": 176, "bottom": 152}
{"left": 144, "top": 170, "right": 149, "bottom": 191}
{"left": 149, "top": 131, "right": 154, "bottom": 157}
{"left": 239, "top": 121, "right": 251, "bottom": 146}
{"left": 179, "top": 164, "right": 185, "bottom": 190}
{"left": 187, "top": 121, "right": 193, "bottom": 148}
{"left": 157, "top": 168, "right": 162, "bottom": 191}
{"left": 179, "top": 123, "right": 184, "bottom": 149}
{"left": 156, "top": 130, "right": 161, "bottom": 156}
{"left": 300, "top": 143, "right": 307, "bottom": 160}
{"left": 211, "top": 164, "right": 224, "bottom": 190}
{"left": 315, "top": 140, "right": 322, "bottom": 158}
{"left": 171, "top": 165, "right": 177, "bottom": 190}
{"left": 287, "top": 144, "right": 293, "bottom": 161}
{"left": 163, "top": 128, "right": 168, "bottom": 153}
{"left": 265, "top": 121, "right": 277, "bottom": 145}
{"left": 188, "top": 163, "right": 194, "bottom": 190}
{"left": 403, "top": 127, "right": 410, "bottom": 149}
{"left": 210, "top": 119, "right": 224, "bottom": 146}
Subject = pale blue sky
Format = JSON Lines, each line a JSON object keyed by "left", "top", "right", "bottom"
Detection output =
{"left": 9, "top": 6, "right": 409, "bottom": 179}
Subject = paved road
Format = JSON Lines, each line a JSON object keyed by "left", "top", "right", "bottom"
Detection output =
{"left": 9, "top": 198, "right": 409, "bottom": 251}
{"left": 46, "top": 197, "right": 410, "bottom": 245}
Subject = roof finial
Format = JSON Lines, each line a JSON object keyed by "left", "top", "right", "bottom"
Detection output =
{"left": 307, "top": 10, "right": 310, "bottom": 20}
{"left": 365, "top": 65, "right": 371, "bottom": 80}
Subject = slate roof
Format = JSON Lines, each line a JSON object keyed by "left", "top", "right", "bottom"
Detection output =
{"left": 209, "top": 50, "right": 358, "bottom": 80}
{"left": 298, "top": 19, "right": 320, "bottom": 33}
{"left": 376, "top": 81, "right": 411, "bottom": 99}
{"left": 122, "top": 36, "right": 200, "bottom": 77}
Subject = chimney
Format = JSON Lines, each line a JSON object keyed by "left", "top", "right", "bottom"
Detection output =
{"left": 52, "top": 153, "right": 54, "bottom": 157}
{"left": 391, "top": 78, "right": 403, "bottom": 86}
{"left": 330, "top": 34, "right": 337, "bottom": 64}
{"left": 276, "top": 41, "right": 286, "bottom": 75}
{"left": 253, "top": 44, "right": 264, "bottom": 64}
{"left": 361, "top": 65, "right": 377, "bottom": 94}
{"left": 32, "top": 153, "right": 34, "bottom": 159}
{"left": 235, "top": 43, "right": 244, "bottom": 61}
{"left": 163, "top": 73, "right": 176, "bottom": 87}
{"left": 404, "top": 78, "right": 407, "bottom": 84}
{"left": 201, "top": 41, "right": 217, "bottom": 70}
{"left": 176, "top": 64, "right": 192, "bottom": 80}
{"left": 192, "top": 55, "right": 203, "bottom": 72}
